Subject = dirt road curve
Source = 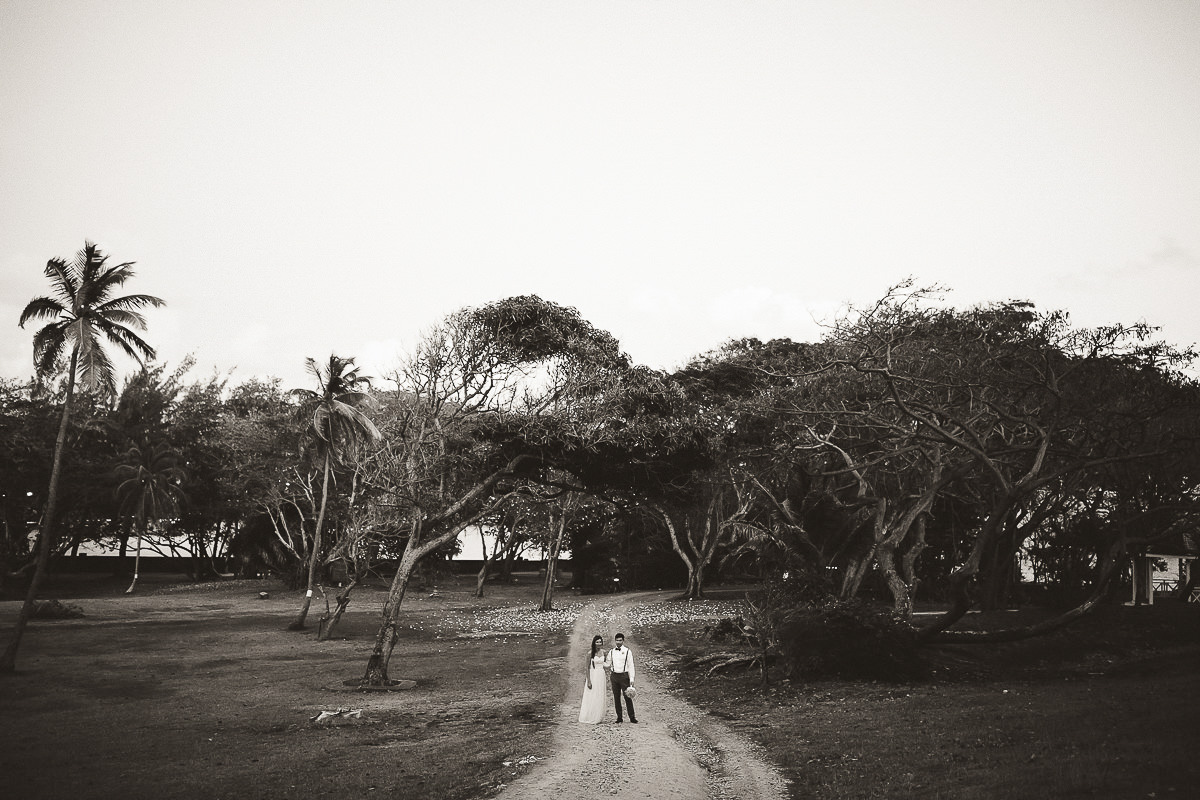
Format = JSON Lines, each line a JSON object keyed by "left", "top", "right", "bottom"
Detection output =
{"left": 495, "top": 592, "right": 789, "bottom": 800}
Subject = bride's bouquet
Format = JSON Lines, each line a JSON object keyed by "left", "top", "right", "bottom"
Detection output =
{"left": 623, "top": 686, "right": 637, "bottom": 699}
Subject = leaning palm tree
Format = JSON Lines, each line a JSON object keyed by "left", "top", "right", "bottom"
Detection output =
{"left": 287, "top": 355, "right": 380, "bottom": 630}
{"left": 3, "top": 242, "right": 163, "bottom": 672}
{"left": 115, "top": 441, "right": 187, "bottom": 594}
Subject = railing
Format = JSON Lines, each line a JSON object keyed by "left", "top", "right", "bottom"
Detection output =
{"left": 1153, "top": 578, "right": 1180, "bottom": 593}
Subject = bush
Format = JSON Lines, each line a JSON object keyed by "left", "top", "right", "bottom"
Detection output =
{"left": 31, "top": 599, "right": 85, "bottom": 619}
{"left": 704, "top": 616, "right": 749, "bottom": 644}
{"left": 777, "top": 600, "right": 925, "bottom": 681}
{"left": 752, "top": 565, "right": 836, "bottom": 609}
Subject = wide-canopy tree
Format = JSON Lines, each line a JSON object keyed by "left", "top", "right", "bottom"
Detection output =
{"left": 3, "top": 243, "right": 163, "bottom": 672}
{"left": 357, "top": 295, "right": 627, "bottom": 686}
{"left": 0, "top": 379, "right": 53, "bottom": 588}
{"left": 787, "top": 285, "right": 1200, "bottom": 638}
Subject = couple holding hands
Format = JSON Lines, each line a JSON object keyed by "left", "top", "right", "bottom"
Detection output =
{"left": 578, "top": 632, "right": 638, "bottom": 724}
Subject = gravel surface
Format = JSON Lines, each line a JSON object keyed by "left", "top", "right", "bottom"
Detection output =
{"left": 494, "top": 592, "right": 789, "bottom": 800}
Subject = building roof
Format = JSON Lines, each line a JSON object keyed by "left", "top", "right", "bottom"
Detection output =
{"left": 1143, "top": 530, "right": 1199, "bottom": 557}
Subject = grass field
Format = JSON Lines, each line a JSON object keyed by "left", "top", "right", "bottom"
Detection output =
{"left": 647, "top": 597, "right": 1200, "bottom": 799}
{"left": 0, "top": 573, "right": 570, "bottom": 800}
{"left": 3, "top": 573, "right": 1198, "bottom": 799}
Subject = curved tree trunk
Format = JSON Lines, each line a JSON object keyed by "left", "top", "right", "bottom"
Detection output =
{"left": 317, "top": 578, "right": 357, "bottom": 641}
{"left": 475, "top": 526, "right": 514, "bottom": 599}
{"left": 361, "top": 547, "right": 419, "bottom": 686}
{"left": 657, "top": 508, "right": 703, "bottom": 600}
{"left": 918, "top": 498, "right": 1016, "bottom": 641}
{"left": 1, "top": 349, "right": 78, "bottom": 673}
{"left": 539, "top": 511, "right": 567, "bottom": 611}
{"left": 839, "top": 549, "right": 875, "bottom": 599}
{"left": 923, "top": 538, "right": 1126, "bottom": 644}
{"left": 876, "top": 543, "right": 914, "bottom": 619}
{"left": 682, "top": 565, "right": 703, "bottom": 600}
{"left": 290, "top": 452, "right": 331, "bottom": 630}
{"left": 125, "top": 523, "right": 144, "bottom": 594}
{"left": 1176, "top": 559, "right": 1197, "bottom": 603}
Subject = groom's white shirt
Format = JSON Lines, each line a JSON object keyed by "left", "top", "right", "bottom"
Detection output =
{"left": 606, "top": 645, "right": 635, "bottom": 681}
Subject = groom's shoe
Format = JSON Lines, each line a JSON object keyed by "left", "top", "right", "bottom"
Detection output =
{"left": 630, "top": 718, "right": 638, "bottom": 724}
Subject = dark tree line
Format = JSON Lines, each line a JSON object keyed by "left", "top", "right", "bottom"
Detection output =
{"left": 7, "top": 246, "right": 1199, "bottom": 679}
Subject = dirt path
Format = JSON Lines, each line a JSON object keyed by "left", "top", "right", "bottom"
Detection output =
{"left": 495, "top": 592, "right": 789, "bottom": 800}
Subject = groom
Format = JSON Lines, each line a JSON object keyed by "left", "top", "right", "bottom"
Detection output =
{"left": 605, "top": 632, "right": 637, "bottom": 723}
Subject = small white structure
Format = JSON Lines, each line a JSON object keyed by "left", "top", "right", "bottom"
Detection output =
{"left": 1129, "top": 531, "right": 1198, "bottom": 605}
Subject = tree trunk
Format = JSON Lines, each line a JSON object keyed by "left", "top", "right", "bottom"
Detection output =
{"left": 190, "top": 531, "right": 210, "bottom": 581}
{"left": 924, "top": 538, "right": 1126, "bottom": 644}
{"left": 682, "top": 565, "right": 703, "bottom": 600}
{"left": 899, "top": 516, "right": 927, "bottom": 609}
{"left": 876, "top": 543, "right": 914, "bottom": 619}
{"left": 918, "top": 499, "right": 1017, "bottom": 640}
{"left": 475, "top": 561, "right": 491, "bottom": 598}
{"left": 317, "top": 578, "right": 357, "bottom": 641}
{"left": 539, "top": 512, "right": 567, "bottom": 611}
{"left": 116, "top": 527, "right": 130, "bottom": 576}
{"left": 1177, "top": 558, "right": 1197, "bottom": 603}
{"left": 290, "top": 452, "right": 331, "bottom": 631}
{"left": 658, "top": 508, "right": 706, "bottom": 600}
{"left": 361, "top": 548, "right": 419, "bottom": 686}
{"left": 500, "top": 545, "right": 517, "bottom": 581}
{"left": 475, "top": 527, "right": 505, "bottom": 599}
{"left": 125, "top": 523, "right": 144, "bottom": 594}
{"left": 1, "top": 349, "right": 77, "bottom": 673}
{"left": 980, "top": 519, "right": 1022, "bottom": 611}
{"left": 839, "top": 550, "right": 874, "bottom": 599}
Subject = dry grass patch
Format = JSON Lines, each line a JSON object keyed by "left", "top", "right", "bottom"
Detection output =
{"left": 646, "top": 599, "right": 1200, "bottom": 799}
{"left": 0, "top": 574, "right": 571, "bottom": 800}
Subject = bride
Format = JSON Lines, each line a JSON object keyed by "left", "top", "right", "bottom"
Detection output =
{"left": 578, "top": 634, "right": 608, "bottom": 724}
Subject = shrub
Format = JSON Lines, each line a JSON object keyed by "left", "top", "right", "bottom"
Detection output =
{"left": 777, "top": 599, "right": 925, "bottom": 681}
{"left": 31, "top": 599, "right": 85, "bottom": 620}
{"left": 704, "top": 616, "right": 749, "bottom": 644}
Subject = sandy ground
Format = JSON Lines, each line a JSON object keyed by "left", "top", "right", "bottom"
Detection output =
{"left": 495, "top": 592, "right": 789, "bottom": 800}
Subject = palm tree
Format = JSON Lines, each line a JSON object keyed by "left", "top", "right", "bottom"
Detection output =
{"left": 3, "top": 242, "right": 163, "bottom": 672}
{"left": 287, "top": 355, "right": 380, "bottom": 630}
{"left": 115, "top": 441, "right": 187, "bottom": 594}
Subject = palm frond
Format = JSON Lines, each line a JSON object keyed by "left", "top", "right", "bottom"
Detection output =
{"left": 329, "top": 400, "right": 382, "bottom": 439}
{"left": 92, "top": 261, "right": 138, "bottom": 293}
{"left": 74, "top": 243, "right": 108, "bottom": 305}
{"left": 334, "top": 390, "right": 375, "bottom": 408}
{"left": 75, "top": 335, "right": 117, "bottom": 394}
{"left": 31, "top": 324, "right": 69, "bottom": 375}
{"left": 304, "top": 357, "right": 323, "bottom": 385}
{"left": 311, "top": 405, "right": 333, "bottom": 441}
{"left": 95, "top": 293, "right": 164, "bottom": 318}
{"left": 96, "top": 319, "right": 157, "bottom": 363}
{"left": 92, "top": 308, "right": 150, "bottom": 332}
{"left": 293, "top": 354, "right": 381, "bottom": 465}
{"left": 18, "top": 296, "right": 68, "bottom": 328}
{"left": 43, "top": 257, "right": 77, "bottom": 305}
{"left": 114, "top": 442, "right": 187, "bottom": 520}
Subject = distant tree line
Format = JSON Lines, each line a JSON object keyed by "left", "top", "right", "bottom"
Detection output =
{"left": 6, "top": 244, "right": 1199, "bottom": 680}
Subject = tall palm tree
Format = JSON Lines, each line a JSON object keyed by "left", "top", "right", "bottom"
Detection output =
{"left": 3, "top": 242, "right": 163, "bottom": 672}
{"left": 287, "top": 355, "right": 380, "bottom": 630}
{"left": 115, "top": 441, "right": 187, "bottom": 594}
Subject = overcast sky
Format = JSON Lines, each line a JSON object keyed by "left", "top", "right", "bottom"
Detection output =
{"left": 2, "top": 1, "right": 1198, "bottom": 391}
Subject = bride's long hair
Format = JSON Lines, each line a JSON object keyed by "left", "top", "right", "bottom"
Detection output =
{"left": 589, "top": 635, "right": 603, "bottom": 660}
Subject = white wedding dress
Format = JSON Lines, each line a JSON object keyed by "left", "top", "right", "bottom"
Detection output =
{"left": 578, "top": 653, "right": 607, "bottom": 724}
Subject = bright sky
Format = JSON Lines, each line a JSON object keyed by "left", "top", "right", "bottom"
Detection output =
{"left": 2, "top": 1, "right": 1198, "bottom": 390}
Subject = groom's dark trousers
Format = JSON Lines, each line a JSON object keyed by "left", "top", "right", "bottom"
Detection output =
{"left": 610, "top": 670, "right": 636, "bottom": 721}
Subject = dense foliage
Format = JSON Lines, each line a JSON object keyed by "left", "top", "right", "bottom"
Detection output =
{"left": 6, "top": 279, "right": 1200, "bottom": 674}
